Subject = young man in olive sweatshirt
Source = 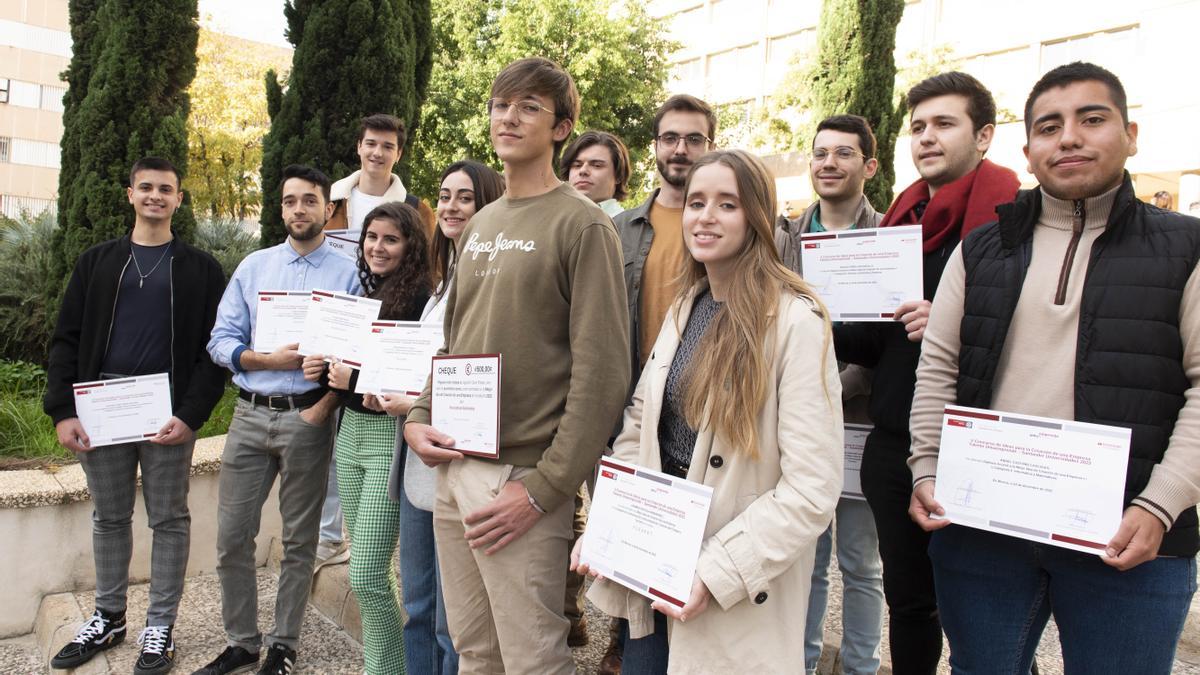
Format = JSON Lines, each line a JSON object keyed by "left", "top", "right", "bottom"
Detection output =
{"left": 404, "top": 57, "right": 630, "bottom": 674}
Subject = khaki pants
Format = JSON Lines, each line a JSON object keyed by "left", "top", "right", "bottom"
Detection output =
{"left": 435, "top": 458, "right": 576, "bottom": 675}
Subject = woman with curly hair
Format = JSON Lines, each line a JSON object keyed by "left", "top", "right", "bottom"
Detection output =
{"left": 302, "top": 201, "right": 432, "bottom": 675}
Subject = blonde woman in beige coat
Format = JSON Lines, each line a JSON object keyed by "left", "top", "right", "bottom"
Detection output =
{"left": 574, "top": 149, "right": 844, "bottom": 674}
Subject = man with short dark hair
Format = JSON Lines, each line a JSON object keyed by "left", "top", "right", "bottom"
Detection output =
{"left": 833, "top": 72, "right": 1020, "bottom": 674}
{"left": 404, "top": 56, "right": 629, "bottom": 674}
{"left": 776, "top": 114, "right": 885, "bottom": 675}
{"left": 45, "top": 157, "right": 226, "bottom": 674}
{"left": 561, "top": 130, "right": 631, "bottom": 217}
{"left": 909, "top": 61, "right": 1200, "bottom": 674}
{"left": 195, "top": 165, "right": 360, "bottom": 675}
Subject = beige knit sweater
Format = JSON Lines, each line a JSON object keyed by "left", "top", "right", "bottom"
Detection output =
{"left": 909, "top": 186, "right": 1200, "bottom": 530}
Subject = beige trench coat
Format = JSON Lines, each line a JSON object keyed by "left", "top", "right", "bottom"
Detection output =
{"left": 587, "top": 286, "right": 844, "bottom": 674}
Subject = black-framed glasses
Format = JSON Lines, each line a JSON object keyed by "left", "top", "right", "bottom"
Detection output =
{"left": 487, "top": 98, "right": 555, "bottom": 121}
{"left": 810, "top": 146, "right": 868, "bottom": 163}
{"left": 656, "top": 132, "right": 711, "bottom": 149}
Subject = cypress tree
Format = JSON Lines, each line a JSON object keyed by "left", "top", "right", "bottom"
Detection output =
{"left": 259, "top": 0, "right": 433, "bottom": 247}
{"left": 808, "top": 0, "right": 906, "bottom": 210}
{"left": 52, "top": 0, "right": 199, "bottom": 291}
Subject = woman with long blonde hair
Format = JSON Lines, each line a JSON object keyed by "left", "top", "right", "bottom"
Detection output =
{"left": 575, "top": 149, "right": 844, "bottom": 673}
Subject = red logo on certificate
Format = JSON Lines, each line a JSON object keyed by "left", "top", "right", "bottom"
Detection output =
{"left": 948, "top": 419, "right": 972, "bottom": 428}
{"left": 601, "top": 470, "right": 615, "bottom": 480}
{"left": 804, "top": 243, "right": 819, "bottom": 249}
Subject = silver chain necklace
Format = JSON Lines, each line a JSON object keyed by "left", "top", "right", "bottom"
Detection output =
{"left": 131, "top": 241, "right": 173, "bottom": 288}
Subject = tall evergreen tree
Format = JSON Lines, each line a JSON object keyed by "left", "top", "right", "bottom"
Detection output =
{"left": 52, "top": 0, "right": 199, "bottom": 289}
{"left": 808, "top": 0, "right": 906, "bottom": 209}
{"left": 259, "top": 0, "right": 433, "bottom": 246}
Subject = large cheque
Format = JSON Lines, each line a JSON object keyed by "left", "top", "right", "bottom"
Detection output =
{"left": 582, "top": 457, "right": 714, "bottom": 608}
{"left": 252, "top": 290, "right": 310, "bottom": 352}
{"left": 431, "top": 354, "right": 500, "bottom": 457}
{"left": 801, "top": 224, "right": 923, "bottom": 321}
{"left": 935, "top": 406, "right": 1131, "bottom": 555}
{"left": 297, "top": 290, "right": 382, "bottom": 367}
{"left": 355, "top": 321, "right": 443, "bottom": 396}
{"left": 73, "top": 373, "right": 173, "bottom": 447}
{"left": 324, "top": 229, "right": 360, "bottom": 259}
{"left": 843, "top": 424, "right": 870, "bottom": 501}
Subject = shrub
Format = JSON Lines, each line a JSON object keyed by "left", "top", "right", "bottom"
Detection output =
{"left": 0, "top": 212, "right": 57, "bottom": 365}
{"left": 193, "top": 217, "right": 260, "bottom": 278}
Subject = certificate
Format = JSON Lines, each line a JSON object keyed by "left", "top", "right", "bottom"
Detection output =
{"left": 252, "top": 290, "right": 311, "bottom": 352}
{"left": 355, "top": 321, "right": 444, "bottom": 396}
{"left": 582, "top": 457, "right": 714, "bottom": 608}
{"left": 297, "top": 290, "right": 382, "bottom": 367}
{"left": 935, "top": 405, "right": 1131, "bottom": 555}
{"left": 800, "top": 224, "right": 923, "bottom": 321}
{"left": 431, "top": 354, "right": 500, "bottom": 457}
{"left": 324, "top": 229, "right": 360, "bottom": 260}
{"left": 73, "top": 373, "right": 173, "bottom": 447}
{"left": 842, "top": 423, "right": 870, "bottom": 501}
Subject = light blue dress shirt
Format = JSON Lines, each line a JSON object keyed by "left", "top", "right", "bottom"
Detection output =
{"left": 207, "top": 237, "right": 361, "bottom": 396}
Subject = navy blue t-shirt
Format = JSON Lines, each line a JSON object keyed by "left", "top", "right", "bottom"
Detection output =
{"left": 101, "top": 241, "right": 173, "bottom": 376}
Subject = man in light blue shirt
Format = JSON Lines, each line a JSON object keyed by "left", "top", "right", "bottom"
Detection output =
{"left": 196, "top": 165, "right": 360, "bottom": 675}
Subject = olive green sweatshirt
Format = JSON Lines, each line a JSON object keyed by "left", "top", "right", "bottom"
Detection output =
{"left": 407, "top": 182, "right": 631, "bottom": 510}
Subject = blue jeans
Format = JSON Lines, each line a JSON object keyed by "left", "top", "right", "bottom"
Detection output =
{"left": 929, "top": 525, "right": 1197, "bottom": 675}
{"left": 622, "top": 611, "right": 668, "bottom": 675}
{"left": 320, "top": 452, "right": 344, "bottom": 542}
{"left": 399, "top": 487, "right": 457, "bottom": 675}
{"left": 804, "top": 497, "right": 884, "bottom": 675}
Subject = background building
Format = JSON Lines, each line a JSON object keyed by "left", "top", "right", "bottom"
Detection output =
{"left": 649, "top": 0, "right": 1200, "bottom": 214}
{"left": 0, "top": 0, "right": 69, "bottom": 219}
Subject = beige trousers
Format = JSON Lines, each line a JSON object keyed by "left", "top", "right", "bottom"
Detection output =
{"left": 435, "top": 458, "right": 576, "bottom": 675}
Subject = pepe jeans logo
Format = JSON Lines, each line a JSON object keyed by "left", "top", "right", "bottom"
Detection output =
{"left": 464, "top": 231, "right": 537, "bottom": 261}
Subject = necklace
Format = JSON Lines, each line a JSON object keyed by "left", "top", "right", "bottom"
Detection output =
{"left": 131, "top": 241, "right": 173, "bottom": 288}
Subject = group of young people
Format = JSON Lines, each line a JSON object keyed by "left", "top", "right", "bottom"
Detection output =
{"left": 42, "top": 52, "right": 1198, "bottom": 675}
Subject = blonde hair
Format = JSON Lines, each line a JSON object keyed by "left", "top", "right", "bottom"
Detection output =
{"left": 675, "top": 149, "right": 833, "bottom": 459}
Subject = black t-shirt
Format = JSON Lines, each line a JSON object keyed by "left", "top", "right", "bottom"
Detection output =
{"left": 101, "top": 241, "right": 173, "bottom": 376}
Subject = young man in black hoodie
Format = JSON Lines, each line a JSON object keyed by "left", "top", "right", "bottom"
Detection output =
{"left": 44, "top": 157, "right": 226, "bottom": 674}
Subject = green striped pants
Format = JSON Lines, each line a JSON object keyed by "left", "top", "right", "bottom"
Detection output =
{"left": 336, "top": 409, "right": 406, "bottom": 675}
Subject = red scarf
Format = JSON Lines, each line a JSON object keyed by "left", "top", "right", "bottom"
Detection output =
{"left": 880, "top": 159, "right": 1020, "bottom": 253}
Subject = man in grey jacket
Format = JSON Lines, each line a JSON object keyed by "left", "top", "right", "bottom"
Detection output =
{"left": 775, "top": 114, "right": 886, "bottom": 675}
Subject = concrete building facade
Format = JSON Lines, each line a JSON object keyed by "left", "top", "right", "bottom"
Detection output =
{"left": 649, "top": 0, "right": 1200, "bottom": 215}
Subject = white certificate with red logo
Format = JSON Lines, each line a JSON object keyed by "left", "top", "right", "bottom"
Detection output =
{"left": 934, "top": 405, "right": 1130, "bottom": 555}
{"left": 355, "top": 321, "right": 444, "bottom": 396}
{"left": 73, "top": 373, "right": 173, "bottom": 447}
{"left": 431, "top": 353, "right": 501, "bottom": 457}
{"left": 297, "top": 290, "right": 382, "bottom": 368}
{"left": 843, "top": 424, "right": 870, "bottom": 501}
{"left": 800, "top": 224, "right": 923, "bottom": 321}
{"left": 252, "top": 290, "right": 311, "bottom": 352}
{"left": 582, "top": 457, "right": 713, "bottom": 608}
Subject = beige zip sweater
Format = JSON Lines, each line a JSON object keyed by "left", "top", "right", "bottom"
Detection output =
{"left": 909, "top": 185, "right": 1200, "bottom": 529}
{"left": 407, "top": 183, "right": 630, "bottom": 511}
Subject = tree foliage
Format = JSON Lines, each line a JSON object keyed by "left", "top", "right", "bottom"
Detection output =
{"left": 806, "top": 0, "right": 906, "bottom": 209}
{"left": 408, "top": 0, "right": 675, "bottom": 204}
{"left": 259, "top": 0, "right": 434, "bottom": 246}
{"left": 186, "top": 28, "right": 291, "bottom": 222}
{"left": 53, "top": 0, "right": 199, "bottom": 289}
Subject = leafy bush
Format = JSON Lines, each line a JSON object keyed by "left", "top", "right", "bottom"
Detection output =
{"left": 192, "top": 217, "right": 260, "bottom": 278}
{"left": 0, "top": 212, "right": 58, "bottom": 365}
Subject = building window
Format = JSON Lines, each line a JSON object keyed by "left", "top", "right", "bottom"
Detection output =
{"left": 766, "top": 29, "right": 815, "bottom": 91}
{"left": 1041, "top": 26, "right": 1138, "bottom": 80}
{"left": 0, "top": 194, "right": 57, "bottom": 220}
{"left": 0, "top": 78, "right": 9, "bottom": 104}
{"left": 40, "top": 84, "right": 67, "bottom": 112}
{"left": 7, "top": 80, "right": 41, "bottom": 109}
{"left": 0, "top": 19, "right": 73, "bottom": 59}
{"left": 9, "top": 138, "right": 60, "bottom": 169}
{"left": 0, "top": 137, "right": 10, "bottom": 163}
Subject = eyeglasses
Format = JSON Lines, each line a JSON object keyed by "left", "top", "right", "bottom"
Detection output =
{"left": 656, "top": 132, "right": 711, "bottom": 149}
{"left": 811, "top": 147, "right": 868, "bottom": 163}
{"left": 487, "top": 98, "right": 555, "bottom": 122}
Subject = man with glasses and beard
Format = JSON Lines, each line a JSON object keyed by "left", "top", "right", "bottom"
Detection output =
{"left": 197, "top": 165, "right": 361, "bottom": 675}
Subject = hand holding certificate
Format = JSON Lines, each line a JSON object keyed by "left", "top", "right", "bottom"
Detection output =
{"left": 431, "top": 354, "right": 501, "bottom": 457}
{"left": 801, "top": 224, "right": 923, "bottom": 321}
{"left": 298, "top": 290, "right": 382, "bottom": 367}
{"left": 355, "top": 321, "right": 444, "bottom": 396}
{"left": 581, "top": 457, "right": 714, "bottom": 608}
{"left": 933, "top": 406, "right": 1131, "bottom": 555}
{"left": 73, "top": 373, "right": 173, "bottom": 448}
{"left": 252, "top": 290, "right": 311, "bottom": 353}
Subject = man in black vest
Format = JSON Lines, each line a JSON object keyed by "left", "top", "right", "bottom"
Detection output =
{"left": 909, "top": 62, "right": 1200, "bottom": 673}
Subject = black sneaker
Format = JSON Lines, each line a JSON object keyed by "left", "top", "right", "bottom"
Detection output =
{"left": 191, "top": 645, "right": 259, "bottom": 675}
{"left": 256, "top": 644, "right": 296, "bottom": 675}
{"left": 50, "top": 608, "right": 127, "bottom": 669}
{"left": 135, "top": 625, "right": 176, "bottom": 674}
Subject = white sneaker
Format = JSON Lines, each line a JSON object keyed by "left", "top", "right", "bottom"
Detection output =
{"left": 313, "top": 540, "right": 349, "bottom": 572}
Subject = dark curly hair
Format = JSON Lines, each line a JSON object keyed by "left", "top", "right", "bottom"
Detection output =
{"left": 356, "top": 202, "right": 432, "bottom": 320}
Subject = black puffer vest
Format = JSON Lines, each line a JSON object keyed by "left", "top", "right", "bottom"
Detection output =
{"left": 957, "top": 175, "right": 1200, "bottom": 557}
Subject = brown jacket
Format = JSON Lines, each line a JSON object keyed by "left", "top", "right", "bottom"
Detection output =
{"left": 587, "top": 285, "right": 843, "bottom": 674}
{"left": 325, "top": 169, "right": 436, "bottom": 237}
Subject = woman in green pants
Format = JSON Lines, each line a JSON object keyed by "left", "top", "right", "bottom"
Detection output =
{"left": 303, "top": 201, "right": 431, "bottom": 675}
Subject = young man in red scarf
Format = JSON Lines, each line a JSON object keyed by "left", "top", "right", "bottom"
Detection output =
{"left": 832, "top": 71, "right": 1020, "bottom": 675}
